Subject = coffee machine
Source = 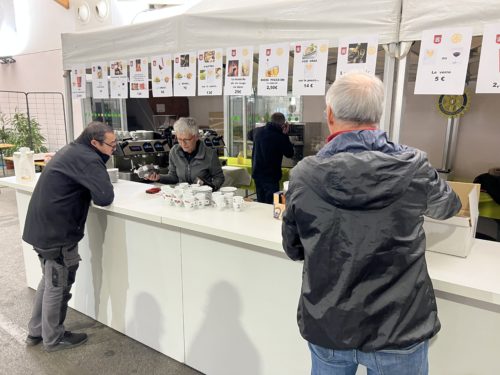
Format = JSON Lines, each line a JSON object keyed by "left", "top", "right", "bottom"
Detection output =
{"left": 113, "top": 138, "right": 170, "bottom": 182}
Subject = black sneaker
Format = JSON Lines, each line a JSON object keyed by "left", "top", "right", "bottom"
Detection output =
{"left": 25, "top": 335, "right": 42, "bottom": 346}
{"left": 44, "top": 332, "right": 88, "bottom": 352}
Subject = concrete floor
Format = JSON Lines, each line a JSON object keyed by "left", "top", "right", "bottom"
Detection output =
{"left": 0, "top": 185, "right": 202, "bottom": 375}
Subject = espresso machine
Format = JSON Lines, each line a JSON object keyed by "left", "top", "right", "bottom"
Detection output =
{"left": 113, "top": 138, "right": 170, "bottom": 182}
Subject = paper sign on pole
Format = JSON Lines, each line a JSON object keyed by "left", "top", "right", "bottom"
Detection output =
{"left": 109, "top": 60, "right": 128, "bottom": 99}
{"left": 257, "top": 43, "right": 289, "bottom": 96}
{"left": 71, "top": 65, "right": 86, "bottom": 99}
{"left": 198, "top": 49, "right": 223, "bottom": 96}
{"left": 91, "top": 62, "right": 109, "bottom": 99}
{"left": 292, "top": 40, "right": 329, "bottom": 96}
{"left": 173, "top": 52, "right": 197, "bottom": 97}
{"left": 476, "top": 24, "right": 500, "bottom": 93}
{"left": 414, "top": 28, "right": 472, "bottom": 95}
{"left": 224, "top": 46, "right": 254, "bottom": 96}
{"left": 336, "top": 35, "right": 378, "bottom": 77}
{"left": 129, "top": 58, "right": 149, "bottom": 98}
{"left": 151, "top": 55, "right": 173, "bottom": 97}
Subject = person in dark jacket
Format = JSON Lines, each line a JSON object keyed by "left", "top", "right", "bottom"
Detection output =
{"left": 282, "top": 72, "right": 461, "bottom": 375}
{"left": 146, "top": 117, "right": 224, "bottom": 190}
{"left": 23, "top": 121, "right": 115, "bottom": 352}
{"left": 251, "top": 112, "right": 294, "bottom": 203}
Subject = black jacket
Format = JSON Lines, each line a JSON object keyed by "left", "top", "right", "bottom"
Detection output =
{"left": 282, "top": 130, "right": 461, "bottom": 351}
{"left": 23, "top": 142, "right": 114, "bottom": 251}
{"left": 251, "top": 122, "right": 294, "bottom": 182}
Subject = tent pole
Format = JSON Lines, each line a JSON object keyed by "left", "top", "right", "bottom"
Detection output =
{"left": 380, "top": 43, "right": 397, "bottom": 134}
{"left": 63, "top": 70, "right": 75, "bottom": 143}
{"left": 390, "top": 41, "right": 412, "bottom": 143}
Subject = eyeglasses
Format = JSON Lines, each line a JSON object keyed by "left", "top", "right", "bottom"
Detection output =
{"left": 101, "top": 140, "right": 117, "bottom": 149}
{"left": 177, "top": 136, "right": 195, "bottom": 144}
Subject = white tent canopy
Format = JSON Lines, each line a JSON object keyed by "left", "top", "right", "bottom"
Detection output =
{"left": 399, "top": 0, "right": 500, "bottom": 41}
{"left": 61, "top": 0, "right": 402, "bottom": 69}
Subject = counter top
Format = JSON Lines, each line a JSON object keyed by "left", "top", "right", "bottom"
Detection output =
{"left": 2, "top": 175, "right": 500, "bottom": 305}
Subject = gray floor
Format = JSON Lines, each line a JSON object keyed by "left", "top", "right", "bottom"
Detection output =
{"left": 0, "top": 185, "right": 202, "bottom": 375}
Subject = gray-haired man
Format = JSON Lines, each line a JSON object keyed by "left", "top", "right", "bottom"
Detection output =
{"left": 23, "top": 122, "right": 115, "bottom": 352}
{"left": 282, "top": 72, "right": 461, "bottom": 374}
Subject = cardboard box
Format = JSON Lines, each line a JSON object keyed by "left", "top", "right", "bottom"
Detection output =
{"left": 423, "top": 181, "right": 480, "bottom": 258}
{"left": 273, "top": 191, "right": 286, "bottom": 220}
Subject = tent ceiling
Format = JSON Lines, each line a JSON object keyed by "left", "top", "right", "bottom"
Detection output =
{"left": 61, "top": 0, "right": 401, "bottom": 69}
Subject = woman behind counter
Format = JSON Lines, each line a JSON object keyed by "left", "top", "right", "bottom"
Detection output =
{"left": 145, "top": 117, "right": 225, "bottom": 190}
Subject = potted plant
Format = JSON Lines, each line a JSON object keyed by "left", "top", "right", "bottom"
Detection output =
{"left": 0, "top": 112, "right": 48, "bottom": 169}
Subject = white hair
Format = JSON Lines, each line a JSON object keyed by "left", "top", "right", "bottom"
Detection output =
{"left": 173, "top": 117, "right": 198, "bottom": 136}
{"left": 325, "top": 72, "right": 384, "bottom": 125}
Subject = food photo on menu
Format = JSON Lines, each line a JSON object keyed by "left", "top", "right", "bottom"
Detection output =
{"left": 135, "top": 59, "right": 142, "bottom": 72}
{"left": 204, "top": 50, "right": 215, "bottom": 63}
{"left": 227, "top": 60, "right": 239, "bottom": 77}
{"left": 348, "top": 43, "right": 368, "bottom": 64}
{"left": 180, "top": 54, "right": 190, "bottom": 67}
{"left": 111, "top": 61, "right": 123, "bottom": 75}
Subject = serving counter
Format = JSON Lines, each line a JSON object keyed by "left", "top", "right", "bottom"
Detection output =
{"left": 2, "top": 175, "right": 500, "bottom": 375}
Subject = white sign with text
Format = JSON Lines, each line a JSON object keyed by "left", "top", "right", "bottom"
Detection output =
{"left": 198, "top": 49, "right": 223, "bottom": 96}
{"left": 109, "top": 60, "right": 128, "bottom": 99}
{"left": 129, "top": 57, "right": 149, "bottom": 98}
{"left": 151, "top": 55, "right": 173, "bottom": 97}
{"left": 173, "top": 52, "right": 197, "bottom": 97}
{"left": 224, "top": 46, "right": 254, "bottom": 96}
{"left": 257, "top": 43, "right": 289, "bottom": 96}
{"left": 476, "top": 24, "right": 500, "bottom": 93}
{"left": 91, "top": 62, "right": 109, "bottom": 99}
{"left": 71, "top": 65, "right": 86, "bottom": 99}
{"left": 336, "top": 35, "right": 378, "bottom": 77}
{"left": 292, "top": 40, "right": 329, "bottom": 96}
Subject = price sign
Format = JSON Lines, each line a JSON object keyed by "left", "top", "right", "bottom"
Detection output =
{"left": 292, "top": 40, "right": 329, "bottom": 96}
{"left": 476, "top": 24, "right": 500, "bottom": 93}
{"left": 414, "top": 27, "right": 472, "bottom": 95}
{"left": 257, "top": 43, "right": 289, "bottom": 96}
{"left": 224, "top": 46, "right": 253, "bottom": 96}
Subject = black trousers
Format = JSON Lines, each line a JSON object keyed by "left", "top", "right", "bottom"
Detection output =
{"left": 255, "top": 180, "right": 279, "bottom": 204}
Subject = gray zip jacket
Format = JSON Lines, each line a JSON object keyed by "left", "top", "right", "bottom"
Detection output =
{"left": 282, "top": 130, "right": 461, "bottom": 351}
{"left": 159, "top": 141, "right": 224, "bottom": 190}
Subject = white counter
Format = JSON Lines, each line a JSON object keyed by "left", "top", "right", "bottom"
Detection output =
{"left": 2, "top": 175, "right": 500, "bottom": 375}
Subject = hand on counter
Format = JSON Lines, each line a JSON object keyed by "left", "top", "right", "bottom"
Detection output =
{"left": 144, "top": 172, "right": 160, "bottom": 182}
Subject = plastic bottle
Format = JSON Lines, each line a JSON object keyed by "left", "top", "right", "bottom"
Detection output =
{"left": 237, "top": 151, "right": 244, "bottom": 165}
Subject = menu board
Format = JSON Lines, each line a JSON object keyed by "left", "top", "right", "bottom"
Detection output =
{"left": 71, "top": 64, "right": 86, "bottom": 99}
{"left": 336, "top": 35, "right": 378, "bottom": 77}
{"left": 173, "top": 52, "right": 197, "bottom": 96}
{"left": 414, "top": 27, "right": 472, "bottom": 95}
{"left": 224, "top": 46, "right": 254, "bottom": 96}
{"left": 109, "top": 60, "right": 128, "bottom": 99}
{"left": 91, "top": 62, "right": 109, "bottom": 99}
{"left": 198, "top": 49, "right": 223, "bottom": 96}
{"left": 476, "top": 24, "right": 500, "bottom": 93}
{"left": 129, "top": 57, "right": 149, "bottom": 98}
{"left": 257, "top": 43, "right": 289, "bottom": 96}
{"left": 151, "top": 55, "right": 173, "bottom": 97}
{"left": 292, "top": 40, "right": 329, "bottom": 96}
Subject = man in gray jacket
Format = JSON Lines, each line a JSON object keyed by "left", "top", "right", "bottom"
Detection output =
{"left": 147, "top": 117, "right": 224, "bottom": 190}
{"left": 282, "top": 72, "right": 461, "bottom": 375}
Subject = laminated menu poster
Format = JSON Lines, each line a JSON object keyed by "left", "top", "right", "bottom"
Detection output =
{"left": 292, "top": 40, "right": 329, "bottom": 96}
{"left": 224, "top": 46, "right": 254, "bottom": 96}
{"left": 197, "top": 48, "right": 223, "bottom": 96}
{"left": 476, "top": 24, "right": 500, "bottom": 93}
{"left": 91, "top": 62, "right": 109, "bottom": 99}
{"left": 129, "top": 57, "right": 149, "bottom": 98}
{"left": 414, "top": 27, "right": 472, "bottom": 95}
{"left": 71, "top": 65, "right": 86, "bottom": 99}
{"left": 151, "top": 55, "right": 173, "bottom": 97}
{"left": 257, "top": 43, "right": 289, "bottom": 96}
{"left": 336, "top": 35, "right": 378, "bottom": 77}
{"left": 173, "top": 52, "right": 197, "bottom": 97}
{"left": 109, "top": 60, "right": 128, "bottom": 99}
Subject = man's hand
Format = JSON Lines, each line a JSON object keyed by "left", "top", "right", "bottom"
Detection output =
{"left": 144, "top": 172, "right": 160, "bottom": 181}
{"left": 282, "top": 122, "right": 290, "bottom": 134}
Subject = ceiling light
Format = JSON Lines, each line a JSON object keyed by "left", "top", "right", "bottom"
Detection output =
{"left": 0, "top": 56, "right": 16, "bottom": 64}
{"left": 76, "top": 2, "right": 91, "bottom": 24}
{"left": 95, "top": 0, "right": 110, "bottom": 21}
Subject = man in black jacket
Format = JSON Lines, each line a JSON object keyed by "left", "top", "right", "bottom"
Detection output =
{"left": 282, "top": 72, "right": 461, "bottom": 375}
{"left": 251, "top": 112, "right": 294, "bottom": 203}
{"left": 23, "top": 122, "right": 115, "bottom": 352}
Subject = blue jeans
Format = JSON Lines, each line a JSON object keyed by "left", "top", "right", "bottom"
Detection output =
{"left": 309, "top": 340, "right": 429, "bottom": 375}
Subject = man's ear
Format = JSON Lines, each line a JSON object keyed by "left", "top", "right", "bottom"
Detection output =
{"left": 326, "top": 106, "right": 336, "bottom": 133}
{"left": 90, "top": 139, "right": 99, "bottom": 148}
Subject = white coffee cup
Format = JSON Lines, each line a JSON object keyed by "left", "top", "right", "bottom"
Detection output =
{"left": 214, "top": 195, "right": 226, "bottom": 210}
{"left": 183, "top": 193, "right": 196, "bottom": 209}
{"left": 233, "top": 196, "right": 244, "bottom": 211}
{"left": 107, "top": 168, "right": 119, "bottom": 183}
{"left": 283, "top": 181, "right": 289, "bottom": 191}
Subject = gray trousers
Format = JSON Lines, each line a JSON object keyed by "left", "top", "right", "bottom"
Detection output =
{"left": 28, "top": 244, "right": 81, "bottom": 346}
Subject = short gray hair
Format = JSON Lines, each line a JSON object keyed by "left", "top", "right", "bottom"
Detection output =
{"left": 173, "top": 117, "right": 198, "bottom": 136}
{"left": 75, "top": 121, "right": 113, "bottom": 145}
{"left": 325, "top": 72, "right": 384, "bottom": 125}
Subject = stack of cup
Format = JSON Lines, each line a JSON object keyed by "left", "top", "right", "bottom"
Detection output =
{"left": 161, "top": 185, "right": 175, "bottom": 205}
{"left": 232, "top": 196, "right": 244, "bottom": 211}
{"left": 183, "top": 192, "right": 196, "bottom": 209}
{"left": 212, "top": 191, "right": 226, "bottom": 210}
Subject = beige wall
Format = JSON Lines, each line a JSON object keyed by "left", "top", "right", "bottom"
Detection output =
{"left": 400, "top": 83, "right": 500, "bottom": 181}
